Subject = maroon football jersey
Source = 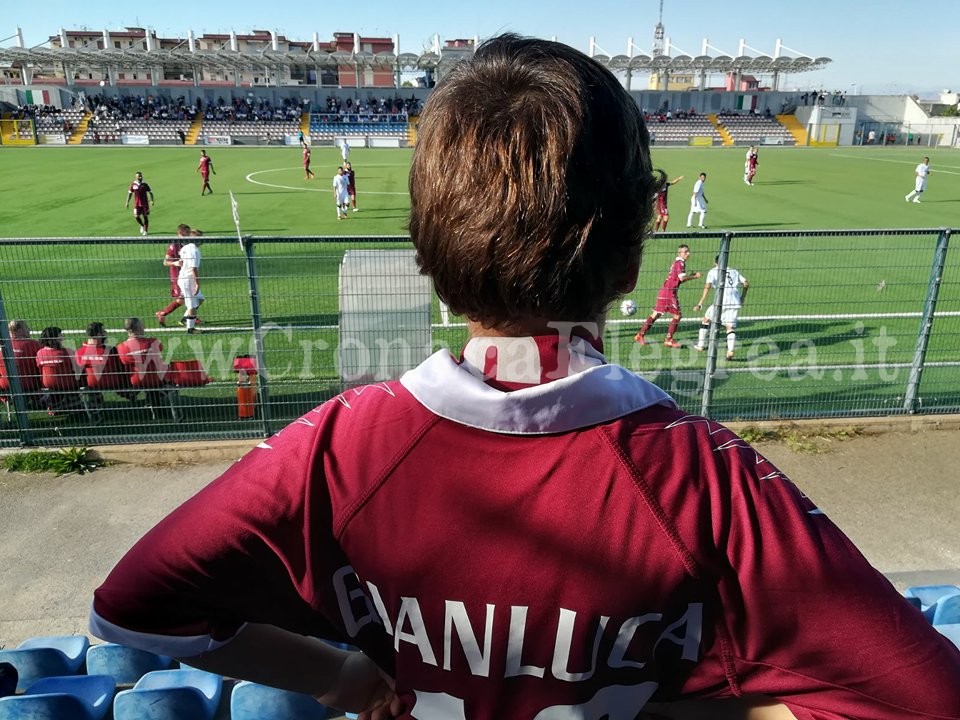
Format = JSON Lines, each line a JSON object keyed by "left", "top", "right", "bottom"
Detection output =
{"left": 128, "top": 181, "right": 151, "bottom": 209}
{"left": 92, "top": 336, "right": 960, "bottom": 718}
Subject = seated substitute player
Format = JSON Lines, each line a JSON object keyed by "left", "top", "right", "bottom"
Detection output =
{"left": 36, "top": 326, "right": 82, "bottom": 414}
{"left": 90, "top": 34, "right": 960, "bottom": 720}
{"left": 0, "top": 319, "right": 43, "bottom": 403}
{"left": 75, "top": 321, "right": 134, "bottom": 400}
{"left": 693, "top": 256, "right": 749, "bottom": 360}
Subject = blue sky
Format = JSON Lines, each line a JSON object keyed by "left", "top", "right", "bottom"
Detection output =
{"left": 6, "top": 0, "right": 957, "bottom": 96}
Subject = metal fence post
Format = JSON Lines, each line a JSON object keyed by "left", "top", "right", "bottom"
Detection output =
{"left": 700, "top": 233, "right": 732, "bottom": 418}
{"left": 243, "top": 236, "right": 273, "bottom": 436}
{"left": 0, "top": 286, "right": 34, "bottom": 445}
{"left": 903, "top": 228, "right": 951, "bottom": 413}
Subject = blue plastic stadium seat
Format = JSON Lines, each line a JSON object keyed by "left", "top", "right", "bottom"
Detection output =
{"left": 0, "top": 674, "right": 115, "bottom": 720}
{"left": 0, "top": 636, "right": 89, "bottom": 691}
{"left": 230, "top": 680, "right": 328, "bottom": 720}
{"left": 935, "top": 623, "right": 960, "bottom": 650}
{"left": 904, "top": 584, "right": 960, "bottom": 623}
{"left": 932, "top": 593, "right": 960, "bottom": 626}
{"left": 112, "top": 668, "right": 222, "bottom": 720}
{"left": 85, "top": 643, "right": 173, "bottom": 685}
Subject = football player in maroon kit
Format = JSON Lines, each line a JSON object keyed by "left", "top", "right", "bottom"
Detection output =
{"left": 124, "top": 171, "right": 154, "bottom": 236}
{"left": 635, "top": 244, "right": 702, "bottom": 348}
{"left": 303, "top": 145, "right": 315, "bottom": 180}
{"left": 652, "top": 174, "right": 683, "bottom": 232}
{"left": 197, "top": 149, "right": 215, "bottom": 195}
{"left": 345, "top": 161, "right": 358, "bottom": 211}
{"left": 91, "top": 35, "right": 960, "bottom": 720}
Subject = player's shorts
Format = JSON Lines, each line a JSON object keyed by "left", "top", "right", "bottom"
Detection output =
{"left": 177, "top": 278, "right": 204, "bottom": 309}
{"left": 169, "top": 281, "right": 182, "bottom": 299}
{"left": 690, "top": 198, "right": 706, "bottom": 212}
{"left": 133, "top": 206, "right": 149, "bottom": 217}
{"left": 655, "top": 198, "right": 668, "bottom": 216}
{"left": 915, "top": 178, "right": 927, "bottom": 193}
{"left": 348, "top": 188, "right": 356, "bottom": 198}
{"left": 335, "top": 190, "right": 350, "bottom": 205}
{"left": 704, "top": 304, "right": 740, "bottom": 327}
{"left": 201, "top": 171, "right": 210, "bottom": 180}
{"left": 654, "top": 290, "right": 681, "bottom": 315}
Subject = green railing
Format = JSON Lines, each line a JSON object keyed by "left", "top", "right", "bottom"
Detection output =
{"left": 0, "top": 229, "right": 956, "bottom": 447}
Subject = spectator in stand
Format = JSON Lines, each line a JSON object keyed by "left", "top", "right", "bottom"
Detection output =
{"left": 344, "top": 161, "right": 358, "bottom": 212}
{"left": 87, "top": 35, "right": 960, "bottom": 719}
{"left": 36, "top": 326, "right": 81, "bottom": 414}
{"left": 125, "top": 171, "right": 154, "bottom": 236}
{"left": 197, "top": 149, "right": 215, "bottom": 196}
{"left": 76, "top": 321, "right": 133, "bottom": 401}
{"left": 0, "top": 319, "right": 42, "bottom": 401}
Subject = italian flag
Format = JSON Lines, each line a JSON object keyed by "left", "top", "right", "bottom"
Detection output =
{"left": 25, "top": 89, "right": 50, "bottom": 105}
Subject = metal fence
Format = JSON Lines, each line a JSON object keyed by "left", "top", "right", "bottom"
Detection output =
{"left": 0, "top": 229, "right": 956, "bottom": 447}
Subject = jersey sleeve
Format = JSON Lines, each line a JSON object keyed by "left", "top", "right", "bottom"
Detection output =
{"left": 90, "top": 405, "right": 350, "bottom": 658}
{"left": 702, "top": 429, "right": 960, "bottom": 718}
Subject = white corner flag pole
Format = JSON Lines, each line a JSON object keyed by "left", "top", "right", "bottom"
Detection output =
{"left": 229, "top": 190, "right": 243, "bottom": 250}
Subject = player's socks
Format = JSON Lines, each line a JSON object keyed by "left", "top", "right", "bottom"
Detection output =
{"left": 697, "top": 326, "right": 708, "bottom": 349}
{"left": 727, "top": 331, "right": 736, "bottom": 355}
{"left": 667, "top": 317, "right": 680, "bottom": 338}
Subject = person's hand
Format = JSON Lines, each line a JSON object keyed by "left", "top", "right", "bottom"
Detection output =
{"left": 694, "top": 272, "right": 702, "bottom": 279}
{"left": 693, "top": 303, "right": 702, "bottom": 311}
{"left": 315, "top": 651, "right": 400, "bottom": 720}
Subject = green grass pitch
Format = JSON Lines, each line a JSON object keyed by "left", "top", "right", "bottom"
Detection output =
{"left": 0, "top": 144, "right": 957, "bottom": 442}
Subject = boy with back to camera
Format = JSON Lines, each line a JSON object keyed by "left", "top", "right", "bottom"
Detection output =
{"left": 91, "top": 34, "right": 960, "bottom": 720}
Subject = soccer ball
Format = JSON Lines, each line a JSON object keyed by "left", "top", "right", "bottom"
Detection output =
{"left": 620, "top": 299, "right": 638, "bottom": 316}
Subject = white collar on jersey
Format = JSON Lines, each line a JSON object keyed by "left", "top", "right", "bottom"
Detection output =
{"left": 400, "top": 336, "right": 676, "bottom": 435}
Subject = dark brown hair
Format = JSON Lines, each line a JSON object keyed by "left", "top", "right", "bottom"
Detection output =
{"left": 409, "top": 33, "right": 660, "bottom": 328}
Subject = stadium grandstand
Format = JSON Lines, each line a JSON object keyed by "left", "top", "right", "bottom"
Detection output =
{"left": 1, "top": 25, "right": 959, "bottom": 148}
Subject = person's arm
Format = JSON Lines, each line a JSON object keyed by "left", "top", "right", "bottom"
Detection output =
{"left": 124, "top": 189, "right": 131, "bottom": 208}
{"left": 180, "top": 624, "right": 396, "bottom": 717}
{"left": 149, "top": 190, "right": 155, "bottom": 206}
{"left": 693, "top": 281, "right": 713, "bottom": 310}
{"left": 89, "top": 406, "right": 396, "bottom": 710}
{"left": 692, "top": 425, "right": 960, "bottom": 718}
{"left": 668, "top": 175, "right": 684, "bottom": 186}
{"left": 739, "top": 278, "right": 749, "bottom": 304}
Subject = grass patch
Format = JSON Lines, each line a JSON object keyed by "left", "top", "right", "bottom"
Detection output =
{"left": 1, "top": 447, "right": 104, "bottom": 475}
{"left": 738, "top": 424, "right": 866, "bottom": 453}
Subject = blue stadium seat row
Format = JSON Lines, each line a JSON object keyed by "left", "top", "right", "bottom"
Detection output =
{"left": 0, "top": 636, "right": 338, "bottom": 719}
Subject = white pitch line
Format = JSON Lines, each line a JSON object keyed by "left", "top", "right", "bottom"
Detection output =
{"left": 829, "top": 153, "right": 960, "bottom": 175}
{"left": 245, "top": 167, "right": 408, "bottom": 194}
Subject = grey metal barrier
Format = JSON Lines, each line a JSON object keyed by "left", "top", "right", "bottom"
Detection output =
{"left": 0, "top": 229, "right": 955, "bottom": 448}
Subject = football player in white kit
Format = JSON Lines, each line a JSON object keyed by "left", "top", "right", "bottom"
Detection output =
{"left": 693, "top": 255, "right": 749, "bottom": 360}
{"left": 332, "top": 167, "right": 351, "bottom": 220}
{"left": 904, "top": 156, "right": 930, "bottom": 203}
{"left": 686, "top": 172, "right": 708, "bottom": 228}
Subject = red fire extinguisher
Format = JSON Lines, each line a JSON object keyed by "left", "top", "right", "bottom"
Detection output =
{"left": 237, "top": 369, "right": 256, "bottom": 419}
